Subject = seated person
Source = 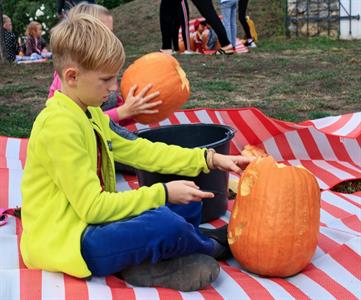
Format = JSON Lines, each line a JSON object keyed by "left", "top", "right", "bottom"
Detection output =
{"left": 190, "top": 20, "right": 208, "bottom": 53}
{"left": 25, "top": 21, "right": 48, "bottom": 56}
{"left": 2, "top": 15, "right": 18, "bottom": 62}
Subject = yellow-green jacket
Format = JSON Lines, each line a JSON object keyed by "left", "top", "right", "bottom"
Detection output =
{"left": 20, "top": 91, "right": 209, "bottom": 278}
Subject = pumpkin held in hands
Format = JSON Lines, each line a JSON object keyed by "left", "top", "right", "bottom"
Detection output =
{"left": 120, "top": 52, "right": 190, "bottom": 124}
{"left": 228, "top": 156, "right": 320, "bottom": 277}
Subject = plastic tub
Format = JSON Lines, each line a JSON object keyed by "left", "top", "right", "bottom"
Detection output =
{"left": 135, "top": 123, "right": 235, "bottom": 222}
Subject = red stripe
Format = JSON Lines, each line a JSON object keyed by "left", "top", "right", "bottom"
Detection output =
{"left": 318, "top": 114, "right": 353, "bottom": 134}
{"left": 15, "top": 217, "right": 26, "bottom": 268}
{"left": 273, "top": 134, "right": 296, "bottom": 160}
{"left": 0, "top": 168, "right": 9, "bottom": 208}
{"left": 0, "top": 136, "right": 8, "bottom": 157}
{"left": 251, "top": 109, "right": 283, "bottom": 136}
{"left": 0, "top": 157, "right": 6, "bottom": 168}
{"left": 184, "top": 110, "right": 201, "bottom": 123}
{"left": 327, "top": 161, "right": 361, "bottom": 178}
{"left": 341, "top": 215, "right": 361, "bottom": 233}
{"left": 64, "top": 274, "right": 89, "bottom": 300}
{"left": 20, "top": 269, "right": 42, "bottom": 300}
{"left": 326, "top": 135, "right": 354, "bottom": 163}
{"left": 19, "top": 139, "right": 28, "bottom": 169}
{"left": 198, "top": 286, "right": 224, "bottom": 300}
{"left": 270, "top": 278, "right": 309, "bottom": 300}
{"left": 167, "top": 113, "right": 181, "bottom": 125}
{"left": 220, "top": 263, "right": 274, "bottom": 299}
{"left": 298, "top": 128, "right": 324, "bottom": 160}
{"left": 329, "top": 244, "right": 361, "bottom": 280}
{"left": 228, "top": 110, "right": 262, "bottom": 145}
{"left": 318, "top": 232, "right": 340, "bottom": 254}
{"left": 105, "top": 276, "right": 136, "bottom": 300}
{"left": 347, "top": 125, "right": 361, "bottom": 139}
{"left": 157, "top": 288, "right": 182, "bottom": 300}
{"left": 321, "top": 200, "right": 353, "bottom": 220}
{"left": 208, "top": 218, "right": 227, "bottom": 228}
{"left": 122, "top": 174, "right": 138, "bottom": 190}
{"left": 303, "top": 264, "right": 358, "bottom": 300}
{"left": 125, "top": 123, "right": 137, "bottom": 132}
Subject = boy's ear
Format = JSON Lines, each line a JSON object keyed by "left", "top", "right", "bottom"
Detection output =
{"left": 63, "top": 67, "right": 80, "bottom": 87}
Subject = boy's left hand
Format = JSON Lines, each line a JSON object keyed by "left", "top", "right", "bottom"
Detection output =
{"left": 213, "top": 153, "right": 255, "bottom": 174}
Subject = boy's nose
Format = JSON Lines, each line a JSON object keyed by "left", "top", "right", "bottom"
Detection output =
{"left": 109, "top": 79, "right": 118, "bottom": 92}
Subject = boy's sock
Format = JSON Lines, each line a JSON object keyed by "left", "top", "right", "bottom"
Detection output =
{"left": 119, "top": 253, "right": 219, "bottom": 292}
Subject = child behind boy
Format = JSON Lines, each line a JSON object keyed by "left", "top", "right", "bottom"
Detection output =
{"left": 2, "top": 15, "right": 18, "bottom": 62}
{"left": 20, "top": 14, "right": 253, "bottom": 291}
{"left": 24, "top": 21, "right": 48, "bottom": 56}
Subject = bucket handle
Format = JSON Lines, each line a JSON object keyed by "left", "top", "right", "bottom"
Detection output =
{"left": 225, "top": 126, "right": 237, "bottom": 139}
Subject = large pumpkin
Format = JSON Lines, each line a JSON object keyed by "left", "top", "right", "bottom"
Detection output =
{"left": 228, "top": 156, "right": 320, "bottom": 277}
{"left": 120, "top": 52, "right": 190, "bottom": 124}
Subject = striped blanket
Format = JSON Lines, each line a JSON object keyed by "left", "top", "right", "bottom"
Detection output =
{"left": 1, "top": 108, "right": 360, "bottom": 300}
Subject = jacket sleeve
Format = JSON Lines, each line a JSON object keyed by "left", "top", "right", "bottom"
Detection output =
{"left": 110, "top": 127, "right": 210, "bottom": 177}
{"left": 35, "top": 114, "right": 166, "bottom": 224}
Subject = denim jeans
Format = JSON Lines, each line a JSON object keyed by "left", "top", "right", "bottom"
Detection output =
{"left": 81, "top": 202, "right": 214, "bottom": 277}
{"left": 220, "top": 0, "right": 238, "bottom": 48}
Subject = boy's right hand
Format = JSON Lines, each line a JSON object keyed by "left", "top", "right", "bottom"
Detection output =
{"left": 165, "top": 181, "right": 214, "bottom": 205}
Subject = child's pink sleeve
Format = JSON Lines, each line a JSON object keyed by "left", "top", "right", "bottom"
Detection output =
{"left": 104, "top": 94, "right": 135, "bottom": 126}
{"left": 48, "top": 72, "right": 62, "bottom": 99}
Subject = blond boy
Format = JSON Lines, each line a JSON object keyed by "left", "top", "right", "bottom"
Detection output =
{"left": 21, "top": 14, "right": 252, "bottom": 291}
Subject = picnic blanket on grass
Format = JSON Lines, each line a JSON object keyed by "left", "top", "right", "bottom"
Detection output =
{"left": 1, "top": 108, "right": 360, "bottom": 300}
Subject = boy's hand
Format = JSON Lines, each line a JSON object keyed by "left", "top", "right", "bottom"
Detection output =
{"left": 212, "top": 153, "right": 255, "bottom": 174}
{"left": 118, "top": 84, "right": 162, "bottom": 120}
{"left": 165, "top": 181, "right": 214, "bottom": 205}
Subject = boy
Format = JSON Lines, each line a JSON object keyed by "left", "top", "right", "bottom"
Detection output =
{"left": 21, "top": 14, "right": 253, "bottom": 291}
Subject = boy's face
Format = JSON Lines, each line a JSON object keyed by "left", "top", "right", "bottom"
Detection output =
{"left": 72, "top": 68, "right": 119, "bottom": 110}
{"left": 3, "top": 20, "right": 12, "bottom": 31}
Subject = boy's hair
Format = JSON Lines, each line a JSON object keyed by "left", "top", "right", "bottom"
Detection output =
{"left": 50, "top": 14, "right": 124, "bottom": 76}
{"left": 2, "top": 15, "right": 11, "bottom": 25}
{"left": 68, "top": 2, "right": 111, "bottom": 19}
{"left": 26, "top": 21, "right": 41, "bottom": 37}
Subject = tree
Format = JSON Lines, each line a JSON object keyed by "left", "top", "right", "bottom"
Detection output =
{"left": 0, "top": 0, "right": 6, "bottom": 63}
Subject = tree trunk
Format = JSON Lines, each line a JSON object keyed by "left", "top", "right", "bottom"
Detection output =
{"left": 0, "top": 0, "right": 7, "bottom": 63}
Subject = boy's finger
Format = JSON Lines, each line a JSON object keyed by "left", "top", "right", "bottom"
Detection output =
{"left": 193, "top": 189, "right": 214, "bottom": 199}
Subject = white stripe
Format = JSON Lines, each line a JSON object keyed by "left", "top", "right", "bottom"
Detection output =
{"left": 42, "top": 271, "right": 65, "bottom": 300}
{"left": 239, "top": 110, "right": 271, "bottom": 142}
{"left": 115, "top": 173, "right": 132, "bottom": 192}
{"left": 322, "top": 191, "right": 361, "bottom": 218}
{"left": 179, "top": 291, "right": 205, "bottom": 300}
{"left": 211, "top": 268, "right": 250, "bottom": 300}
{"left": 195, "top": 110, "right": 213, "bottom": 124}
{"left": 287, "top": 159, "right": 329, "bottom": 189}
{"left": 134, "top": 123, "right": 149, "bottom": 130}
{"left": 263, "top": 137, "right": 284, "bottom": 161}
{"left": 320, "top": 227, "right": 356, "bottom": 244}
{"left": 342, "top": 194, "right": 361, "bottom": 205}
{"left": 320, "top": 209, "right": 359, "bottom": 235}
{"left": 285, "top": 131, "right": 311, "bottom": 160}
{"left": 0, "top": 269, "right": 20, "bottom": 300}
{"left": 340, "top": 138, "right": 361, "bottom": 166}
{"left": 131, "top": 287, "right": 160, "bottom": 300}
{"left": 5, "top": 158, "right": 22, "bottom": 170}
{"left": 345, "top": 237, "right": 361, "bottom": 255}
{"left": 8, "top": 169, "right": 23, "bottom": 208}
{"left": 312, "top": 160, "right": 354, "bottom": 180}
{"left": 313, "top": 246, "right": 326, "bottom": 260}
{"left": 0, "top": 235, "right": 19, "bottom": 270}
{"left": 86, "top": 277, "right": 112, "bottom": 300}
{"left": 5, "top": 139, "right": 20, "bottom": 160}
{"left": 313, "top": 255, "right": 361, "bottom": 298}
{"left": 286, "top": 273, "right": 336, "bottom": 300}
{"left": 158, "top": 119, "right": 171, "bottom": 126}
{"left": 175, "top": 111, "right": 191, "bottom": 124}
{"left": 311, "top": 115, "right": 342, "bottom": 130}
{"left": 0, "top": 214, "right": 16, "bottom": 235}
{"left": 333, "top": 113, "right": 361, "bottom": 136}
{"left": 308, "top": 127, "right": 338, "bottom": 161}
{"left": 336, "top": 161, "right": 361, "bottom": 174}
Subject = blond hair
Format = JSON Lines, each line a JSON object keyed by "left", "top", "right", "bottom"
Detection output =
{"left": 68, "top": 2, "right": 111, "bottom": 19}
{"left": 50, "top": 14, "right": 125, "bottom": 76}
{"left": 26, "top": 21, "right": 41, "bottom": 37}
{"left": 3, "top": 15, "right": 11, "bottom": 25}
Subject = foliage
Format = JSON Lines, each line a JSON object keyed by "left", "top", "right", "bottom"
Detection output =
{"left": 97, "top": 0, "right": 134, "bottom": 9}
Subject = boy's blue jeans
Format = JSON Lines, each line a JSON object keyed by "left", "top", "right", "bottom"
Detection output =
{"left": 221, "top": 0, "right": 238, "bottom": 48}
{"left": 81, "top": 201, "right": 215, "bottom": 277}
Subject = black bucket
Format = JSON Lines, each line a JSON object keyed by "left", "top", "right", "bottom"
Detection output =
{"left": 135, "top": 123, "right": 236, "bottom": 223}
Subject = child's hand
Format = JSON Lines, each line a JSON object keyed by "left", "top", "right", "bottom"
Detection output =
{"left": 212, "top": 153, "right": 255, "bottom": 174}
{"left": 117, "top": 84, "right": 162, "bottom": 120}
{"left": 165, "top": 180, "right": 214, "bottom": 205}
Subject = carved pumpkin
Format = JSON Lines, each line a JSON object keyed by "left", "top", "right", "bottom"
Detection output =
{"left": 120, "top": 52, "right": 190, "bottom": 124}
{"left": 241, "top": 144, "right": 267, "bottom": 158}
{"left": 228, "top": 156, "right": 320, "bottom": 277}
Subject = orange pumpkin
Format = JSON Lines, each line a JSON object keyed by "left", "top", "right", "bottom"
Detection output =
{"left": 241, "top": 144, "right": 267, "bottom": 158}
{"left": 228, "top": 156, "right": 320, "bottom": 277}
{"left": 120, "top": 52, "right": 190, "bottom": 124}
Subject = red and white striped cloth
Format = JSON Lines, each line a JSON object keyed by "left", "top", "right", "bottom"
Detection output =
{"left": 1, "top": 108, "right": 360, "bottom": 300}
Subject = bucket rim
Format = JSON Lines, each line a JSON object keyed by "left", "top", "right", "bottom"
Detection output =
{"left": 135, "top": 123, "right": 236, "bottom": 149}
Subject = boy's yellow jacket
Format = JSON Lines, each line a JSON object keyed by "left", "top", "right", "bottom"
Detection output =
{"left": 20, "top": 91, "right": 209, "bottom": 278}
